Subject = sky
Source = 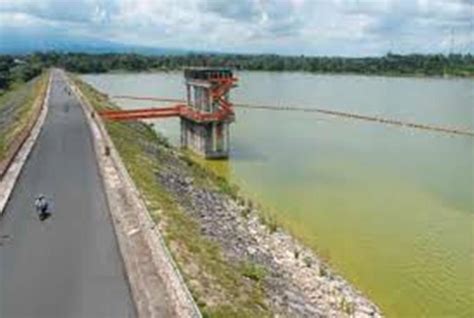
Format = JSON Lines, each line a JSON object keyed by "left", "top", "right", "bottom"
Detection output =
{"left": 0, "top": 0, "right": 473, "bottom": 56}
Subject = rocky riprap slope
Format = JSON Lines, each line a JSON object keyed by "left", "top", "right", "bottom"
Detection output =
{"left": 153, "top": 148, "right": 382, "bottom": 318}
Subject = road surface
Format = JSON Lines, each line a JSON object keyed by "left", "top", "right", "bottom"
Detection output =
{"left": 0, "top": 70, "right": 136, "bottom": 318}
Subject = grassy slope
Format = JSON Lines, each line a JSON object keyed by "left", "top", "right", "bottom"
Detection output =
{"left": 0, "top": 73, "right": 49, "bottom": 159}
{"left": 73, "top": 77, "right": 271, "bottom": 318}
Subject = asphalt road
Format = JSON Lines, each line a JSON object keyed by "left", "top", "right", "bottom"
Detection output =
{"left": 0, "top": 70, "right": 136, "bottom": 318}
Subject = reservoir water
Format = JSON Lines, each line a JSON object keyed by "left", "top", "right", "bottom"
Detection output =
{"left": 82, "top": 72, "right": 473, "bottom": 317}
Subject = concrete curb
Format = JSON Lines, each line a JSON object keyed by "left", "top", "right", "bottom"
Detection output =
{"left": 66, "top": 73, "right": 201, "bottom": 318}
{"left": 0, "top": 73, "right": 52, "bottom": 215}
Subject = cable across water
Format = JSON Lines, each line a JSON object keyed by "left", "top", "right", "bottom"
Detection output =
{"left": 113, "top": 95, "right": 474, "bottom": 137}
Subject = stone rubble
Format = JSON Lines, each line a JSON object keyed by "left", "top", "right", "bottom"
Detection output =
{"left": 155, "top": 150, "right": 383, "bottom": 318}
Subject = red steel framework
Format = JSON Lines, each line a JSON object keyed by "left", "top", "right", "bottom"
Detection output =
{"left": 99, "top": 72, "right": 238, "bottom": 122}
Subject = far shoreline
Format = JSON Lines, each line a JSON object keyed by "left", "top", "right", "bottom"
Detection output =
{"left": 88, "top": 68, "right": 474, "bottom": 80}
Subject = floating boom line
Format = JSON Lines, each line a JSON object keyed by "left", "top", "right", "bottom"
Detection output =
{"left": 113, "top": 95, "right": 474, "bottom": 137}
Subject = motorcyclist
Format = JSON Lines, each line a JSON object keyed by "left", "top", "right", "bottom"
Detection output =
{"left": 34, "top": 194, "right": 51, "bottom": 221}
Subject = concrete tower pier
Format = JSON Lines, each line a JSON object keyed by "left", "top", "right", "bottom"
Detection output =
{"left": 181, "top": 68, "right": 236, "bottom": 159}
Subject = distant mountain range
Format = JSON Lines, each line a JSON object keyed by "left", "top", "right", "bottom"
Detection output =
{"left": 0, "top": 29, "right": 187, "bottom": 55}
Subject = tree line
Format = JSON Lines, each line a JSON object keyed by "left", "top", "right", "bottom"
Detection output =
{"left": 1, "top": 52, "right": 473, "bottom": 92}
{"left": 0, "top": 55, "right": 43, "bottom": 92}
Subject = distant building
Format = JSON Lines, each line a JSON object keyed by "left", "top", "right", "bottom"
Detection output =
{"left": 14, "top": 59, "right": 26, "bottom": 65}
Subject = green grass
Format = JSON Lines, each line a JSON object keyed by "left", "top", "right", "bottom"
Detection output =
{"left": 239, "top": 262, "right": 266, "bottom": 282}
{"left": 0, "top": 135, "right": 5, "bottom": 160}
{"left": 179, "top": 151, "right": 241, "bottom": 198}
{"left": 73, "top": 76, "right": 272, "bottom": 318}
{"left": 0, "top": 73, "right": 49, "bottom": 160}
{"left": 259, "top": 211, "right": 279, "bottom": 234}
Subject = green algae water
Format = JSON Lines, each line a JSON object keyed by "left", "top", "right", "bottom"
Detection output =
{"left": 82, "top": 72, "right": 474, "bottom": 317}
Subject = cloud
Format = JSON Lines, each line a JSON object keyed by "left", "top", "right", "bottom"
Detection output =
{"left": 0, "top": 0, "right": 472, "bottom": 55}
{"left": 0, "top": 0, "right": 119, "bottom": 24}
{"left": 204, "top": 0, "right": 261, "bottom": 23}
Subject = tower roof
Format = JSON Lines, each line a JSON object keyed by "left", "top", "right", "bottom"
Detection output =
{"left": 184, "top": 68, "right": 233, "bottom": 80}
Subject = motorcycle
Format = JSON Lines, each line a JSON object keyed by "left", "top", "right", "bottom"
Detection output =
{"left": 34, "top": 195, "right": 52, "bottom": 221}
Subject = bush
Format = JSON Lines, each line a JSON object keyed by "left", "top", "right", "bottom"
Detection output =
{"left": 261, "top": 213, "right": 279, "bottom": 233}
{"left": 240, "top": 262, "right": 266, "bottom": 282}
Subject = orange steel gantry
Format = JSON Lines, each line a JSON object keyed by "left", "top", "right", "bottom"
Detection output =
{"left": 99, "top": 70, "right": 237, "bottom": 123}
